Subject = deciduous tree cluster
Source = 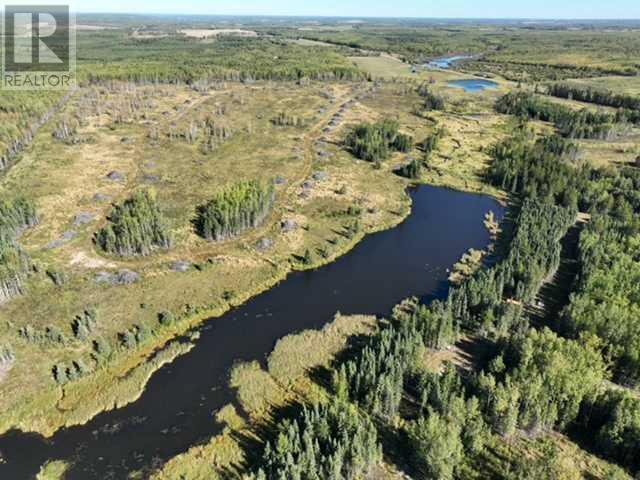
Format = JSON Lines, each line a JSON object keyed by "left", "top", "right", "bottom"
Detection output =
{"left": 344, "top": 119, "right": 413, "bottom": 163}
{"left": 95, "top": 190, "right": 172, "bottom": 256}
{"left": 195, "top": 180, "right": 275, "bottom": 241}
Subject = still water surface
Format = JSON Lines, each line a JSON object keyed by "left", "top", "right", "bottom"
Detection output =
{"left": 448, "top": 78, "right": 499, "bottom": 93}
{"left": 0, "top": 185, "right": 504, "bottom": 479}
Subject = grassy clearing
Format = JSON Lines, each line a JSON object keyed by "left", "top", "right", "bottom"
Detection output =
{"left": 350, "top": 55, "right": 506, "bottom": 83}
{"left": 350, "top": 79, "right": 508, "bottom": 198}
{"left": 463, "top": 432, "right": 632, "bottom": 480}
{"left": 578, "top": 136, "right": 640, "bottom": 167}
{"left": 349, "top": 55, "right": 418, "bottom": 80}
{"left": 1, "top": 75, "right": 511, "bottom": 436}
{"left": 514, "top": 90, "right": 640, "bottom": 168}
{"left": 352, "top": 63, "right": 640, "bottom": 178}
{"left": 563, "top": 76, "right": 640, "bottom": 96}
{"left": 0, "top": 79, "right": 417, "bottom": 437}
{"left": 268, "top": 313, "right": 377, "bottom": 386}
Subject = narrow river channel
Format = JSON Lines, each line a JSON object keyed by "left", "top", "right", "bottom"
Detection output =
{"left": 0, "top": 185, "right": 504, "bottom": 479}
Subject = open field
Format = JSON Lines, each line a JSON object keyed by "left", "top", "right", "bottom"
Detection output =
{"left": 179, "top": 28, "right": 258, "bottom": 38}
{"left": 1, "top": 78, "right": 440, "bottom": 436}
{"left": 0, "top": 80, "right": 415, "bottom": 436}
{"left": 349, "top": 60, "right": 510, "bottom": 196}
{"left": 350, "top": 54, "right": 501, "bottom": 83}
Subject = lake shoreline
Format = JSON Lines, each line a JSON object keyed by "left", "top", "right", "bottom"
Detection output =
{"left": 0, "top": 184, "right": 504, "bottom": 479}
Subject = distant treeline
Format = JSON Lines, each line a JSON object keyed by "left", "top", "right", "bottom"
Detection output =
{"left": 547, "top": 83, "right": 640, "bottom": 111}
{"left": 0, "top": 197, "right": 38, "bottom": 304}
{"left": 470, "top": 59, "right": 637, "bottom": 82}
{"left": 77, "top": 36, "right": 367, "bottom": 85}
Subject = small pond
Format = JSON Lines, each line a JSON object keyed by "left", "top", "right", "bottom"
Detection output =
{"left": 426, "top": 55, "right": 473, "bottom": 69}
{"left": 448, "top": 78, "right": 499, "bottom": 93}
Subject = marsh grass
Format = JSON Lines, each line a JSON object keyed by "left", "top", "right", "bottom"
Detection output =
{"left": 0, "top": 80, "right": 413, "bottom": 436}
{"left": 36, "top": 460, "right": 69, "bottom": 480}
{"left": 152, "top": 313, "right": 379, "bottom": 479}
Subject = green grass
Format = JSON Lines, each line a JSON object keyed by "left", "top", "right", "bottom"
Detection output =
{"left": 563, "top": 76, "right": 640, "bottom": 96}
{"left": 461, "top": 433, "right": 632, "bottom": 480}
{"left": 267, "top": 313, "right": 377, "bottom": 386}
{"left": 36, "top": 460, "right": 70, "bottom": 480}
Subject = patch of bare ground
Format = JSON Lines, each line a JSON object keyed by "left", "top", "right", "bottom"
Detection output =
{"left": 180, "top": 29, "right": 258, "bottom": 38}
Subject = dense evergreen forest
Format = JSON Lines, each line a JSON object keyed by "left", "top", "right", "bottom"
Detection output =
{"left": 250, "top": 400, "right": 381, "bottom": 480}
{"left": 495, "top": 91, "right": 621, "bottom": 139}
{"left": 0, "top": 198, "right": 38, "bottom": 304}
{"left": 578, "top": 389, "right": 640, "bottom": 473}
{"left": 95, "top": 190, "right": 172, "bottom": 256}
{"left": 248, "top": 113, "right": 640, "bottom": 477}
{"left": 195, "top": 180, "right": 274, "bottom": 241}
{"left": 563, "top": 168, "right": 640, "bottom": 387}
{"left": 449, "top": 198, "right": 576, "bottom": 333}
{"left": 488, "top": 128, "right": 587, "bottom": 208}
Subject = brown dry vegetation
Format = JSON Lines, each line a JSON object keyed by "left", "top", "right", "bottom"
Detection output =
{"left": 0, "top": 79, "right": 417, "bottom": 437}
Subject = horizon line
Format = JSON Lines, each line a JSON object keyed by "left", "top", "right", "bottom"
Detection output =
{"left": 72, "top": 12, "right": 640, "bottom": 21}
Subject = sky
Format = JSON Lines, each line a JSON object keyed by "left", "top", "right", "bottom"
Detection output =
{"left": 4, "top": 0, "right": 640, "bottom": 19}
